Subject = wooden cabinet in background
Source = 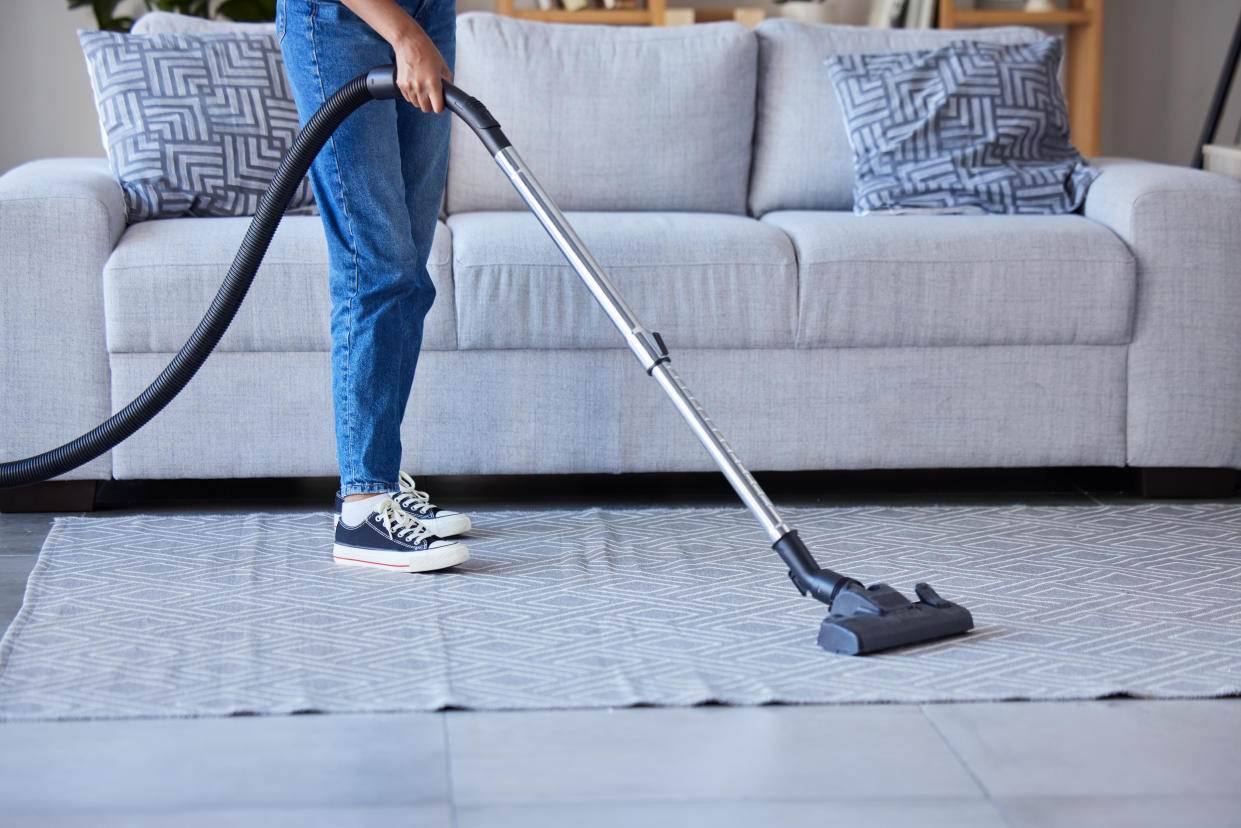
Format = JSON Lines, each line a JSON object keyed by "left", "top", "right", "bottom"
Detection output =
{"left": 494, "top": 0, "right": 666, "bottom": 26}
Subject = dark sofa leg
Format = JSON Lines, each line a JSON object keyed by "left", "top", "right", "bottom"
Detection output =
{"left": 1137, "top": 468, "right": 1239, "bottom": 499}
{"left": 0, "top": 480, "right": 99, "bottom": 513}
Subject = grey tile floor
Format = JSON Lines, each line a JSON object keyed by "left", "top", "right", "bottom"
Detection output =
{"left": 2, "top": 470, "right": 1239, "bottom": 828}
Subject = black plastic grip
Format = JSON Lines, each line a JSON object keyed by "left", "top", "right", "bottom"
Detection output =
{"left": 365, "top": 67, "right": 510, "bottom": 155}
{"left": 362, "top": 66, "right": 508, "bottom": 155}
{"left": 443, "top": 82, "right": 512, "bottom": 156}
{"left": 366, "top": 65, "right": 398, "bottom": 99}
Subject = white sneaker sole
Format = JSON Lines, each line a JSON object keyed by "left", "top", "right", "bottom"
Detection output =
{"left": 333, "top": 540, "right": 469, "bottom": 573}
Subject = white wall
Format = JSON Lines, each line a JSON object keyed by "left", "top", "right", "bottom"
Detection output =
{"left": 3, "top": 0, "right": 1241, "bottom": 174}
{"left": 1102, "top": 0, "right": 1241, "bottom": 166}
{"left": 0, "top": 0, "right": 103, "bottom": 173}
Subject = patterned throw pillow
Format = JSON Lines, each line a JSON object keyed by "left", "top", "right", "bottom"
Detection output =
{"left": 78, "top": 29, "right": 315, "bottom": 223}
{"left": 824, "top": 37, "right": 1098, "bottom": 215}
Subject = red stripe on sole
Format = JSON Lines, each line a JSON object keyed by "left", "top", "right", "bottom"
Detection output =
{"left": 334, "top": 555, "right": 407, "bottom": 569}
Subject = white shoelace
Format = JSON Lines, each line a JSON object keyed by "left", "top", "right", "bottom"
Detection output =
{"left": 394, "top": 471, "right": 435, "bottom": 514}
{"left": 373, "top": 498, "right": 433, "bottom": 544}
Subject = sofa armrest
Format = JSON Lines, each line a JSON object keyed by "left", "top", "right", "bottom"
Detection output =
{"left": 1084, "top": 158, "right": 1241, "bottom": 469}
{"left": 0, "top": 158, "right": 126, "bottom": 481}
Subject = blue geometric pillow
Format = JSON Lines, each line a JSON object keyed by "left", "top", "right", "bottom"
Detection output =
{"left": 78, "top": 29, "right": 315, "bottom": 223}
{"left": 824, "top": 38, "right": 1098, "bottom": 215}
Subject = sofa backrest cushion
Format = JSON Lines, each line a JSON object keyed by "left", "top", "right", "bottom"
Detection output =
{"left": 131, "top": 9, "right": 275, "bottom": 35}
{"left": 448, "top": 13, "right": 756, "bottom": 214}
{"left": 750, "top": 20, "right": 1045, "bottom": 216}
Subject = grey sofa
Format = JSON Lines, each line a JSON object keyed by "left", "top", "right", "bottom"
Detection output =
{"left": 3, "top": 12, "right": 1240, "bottom": 500}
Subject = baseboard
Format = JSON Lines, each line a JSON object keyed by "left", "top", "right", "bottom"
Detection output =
{"left": 0, "top": 480, "right": 99, "bottom": 513}
{"left": 1136, "top": 467, "right": 1240, "bottom": 499}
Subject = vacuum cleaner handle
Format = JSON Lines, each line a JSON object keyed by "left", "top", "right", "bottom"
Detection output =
{"left": 366, "top": 66, "right": 512, "bottom": 156}
{"left": 443, "top": 83, "right": 512, "bottom": 156}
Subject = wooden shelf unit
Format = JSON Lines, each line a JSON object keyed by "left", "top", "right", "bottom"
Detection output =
{"left": 495, "top": 0, "right": 666, "bottom": 26}
{"left": 949, "top": 8, "right": 1092, "bottom": 25}
{"left": 664, "top": 7, "right": 764, "bottom": 28}
{"left": 938, "top": 0, "right": 1104, "bottom": 156}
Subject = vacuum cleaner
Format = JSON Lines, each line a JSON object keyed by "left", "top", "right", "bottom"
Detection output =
{"left": 0, "top": 67, "right": 974, "bottom": 655}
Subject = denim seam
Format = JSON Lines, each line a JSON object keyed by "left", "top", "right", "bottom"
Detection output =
{"left": 310, "top": 3, "right": 363, "bottom": 491}
{"left": 340, "top": 482, "right": 397, "bottom": 497}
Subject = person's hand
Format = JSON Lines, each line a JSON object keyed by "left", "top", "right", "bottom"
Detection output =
{"left": 339, "top": 0, "right": 452, "bottom": 114}
{"left": 392, "top": 24, "right": 453, "bottom": 114}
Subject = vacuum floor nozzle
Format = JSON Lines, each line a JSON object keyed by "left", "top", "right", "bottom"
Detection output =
{"left": 817, "top": 581, "right": 974, "bottom": 655}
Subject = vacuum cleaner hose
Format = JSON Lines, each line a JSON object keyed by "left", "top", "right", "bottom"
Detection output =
{"left": 0, "top": 68, "right": 397, "bottom": 489}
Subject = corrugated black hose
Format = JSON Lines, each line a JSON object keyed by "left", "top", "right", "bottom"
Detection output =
{"left": 1, "top": 68, "right": 398, "bottom": 488}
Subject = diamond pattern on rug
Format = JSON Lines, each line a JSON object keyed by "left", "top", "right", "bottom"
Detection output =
{"left": 1, "top": 504, "right": 1239, "bottom": 720}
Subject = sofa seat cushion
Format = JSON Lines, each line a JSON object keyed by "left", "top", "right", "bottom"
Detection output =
{"left": 448, "top": 211, "right": 797, "bottom": 350}
{"left": 761, "top": 211, "right": 1135, "bottom": 348}
{"left": 103, "top": 215, "right": 456, "bottom": 353}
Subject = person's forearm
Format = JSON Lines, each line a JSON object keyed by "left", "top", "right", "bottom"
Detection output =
{"left": 339, "top": 0, "right": 420, "bottom": 48}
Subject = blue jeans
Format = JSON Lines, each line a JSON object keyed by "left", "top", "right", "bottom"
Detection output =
{"left": 277, "top": 0, "right": 455, "bottom": 496}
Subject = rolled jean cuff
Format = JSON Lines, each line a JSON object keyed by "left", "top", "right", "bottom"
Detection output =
{"left": 339, "top": 481, "right": 397, "bottom": 497}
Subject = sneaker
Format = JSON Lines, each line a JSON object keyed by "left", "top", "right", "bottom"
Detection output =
{"left": 333, "top": 472, "right": 472, "bottom": 539}
{"left": 333, "top": 497, "right": 469, "bottom": 572}
{"left": 392, "top": 472, "right": 472, "bottom": 538}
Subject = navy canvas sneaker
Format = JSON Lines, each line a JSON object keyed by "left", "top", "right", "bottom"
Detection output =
{"left": 334, "top": 472, "right": 472, "bottom": 539}
{"left": 334, "top": 498, "right": 469, "bottom": 572}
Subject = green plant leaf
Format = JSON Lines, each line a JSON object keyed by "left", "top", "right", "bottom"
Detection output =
{"left": 216, "top": 0, "right": 277, "bottom": 22}
{"left": 66, "top": 0, "right": 134, "bottom": 31}
{"left": 145, "top": 0, "right": 209, "bottom": 17}
{"left": 69, "top": 0, "right": 275, "bottom": 32}
{"left": 103, "top": 0, "right": 133, "bottom": 29}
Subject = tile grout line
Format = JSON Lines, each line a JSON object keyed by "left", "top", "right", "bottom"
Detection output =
{"left": 442, "top": 713, "right": 459, "bottom": 828}
{"left": 1063, "top": 470, "right": 1106, "bottom": 507}
{"left": 916, "top": 703, "right": 1010, "bottom": 824}
{"left": 1077, "top": 484, "right": 1107, "bottom": 507}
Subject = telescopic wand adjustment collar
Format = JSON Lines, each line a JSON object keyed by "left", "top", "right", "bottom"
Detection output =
{"left": 365, "top": 65, "right": 399, "bottom": 99}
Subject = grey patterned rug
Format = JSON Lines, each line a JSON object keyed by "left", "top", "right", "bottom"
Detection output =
{"left": 1, "top": 504, "right": 1239, "bottom": 720}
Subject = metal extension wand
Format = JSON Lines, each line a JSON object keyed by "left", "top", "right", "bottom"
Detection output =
{"left": 426, "top": 70, "right": 975, "bottom": 655}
